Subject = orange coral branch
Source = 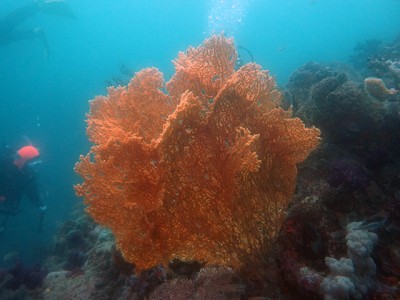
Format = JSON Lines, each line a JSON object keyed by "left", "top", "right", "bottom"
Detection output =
{"left": 87, "top": 68, "right": 175, "bottom": 145}
{"left": 167, "top": 35, "right": 237, "bottom": 105}
{"left": 75, "top": 35, "right": 320, "bottom": 276}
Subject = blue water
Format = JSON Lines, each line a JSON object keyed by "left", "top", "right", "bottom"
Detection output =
{"left": 0, "top": 0, "right": 399, "bottom": 265}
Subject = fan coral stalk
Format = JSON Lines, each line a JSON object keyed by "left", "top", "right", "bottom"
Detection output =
{"left": 75, "top": 35, "right": 320, "bottom": 279}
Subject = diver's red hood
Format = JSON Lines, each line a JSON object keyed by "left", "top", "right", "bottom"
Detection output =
{"left": 14, "top": 146, "right": 40, "bottom": 169}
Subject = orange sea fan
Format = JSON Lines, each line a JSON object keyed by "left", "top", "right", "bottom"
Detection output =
{"left": 87, "top": 68, "right": 175, "bottom": 145}
{"left": 167, "top": 35, "right": 237, "bottom": 105}
{"left": 75, "top": 35, "right": 320, "bottom": 276}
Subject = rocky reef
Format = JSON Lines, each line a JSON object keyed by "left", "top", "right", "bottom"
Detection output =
{"left": 275, "top": 36, "right": 400, "bottom": 299}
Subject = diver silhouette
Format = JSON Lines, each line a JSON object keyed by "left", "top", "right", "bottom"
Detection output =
{"left": 0, "top": 0, "right": 76, "bottom": 57}
{"left": 0, "top": 144, "right": 46, "bottom": 236}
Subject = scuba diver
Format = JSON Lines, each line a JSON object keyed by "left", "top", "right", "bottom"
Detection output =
{"left": 0, "top": 145, "right": 46, "bottom": 236}
{"left": 0, "top": 0, "right": 76, "bottom": 57}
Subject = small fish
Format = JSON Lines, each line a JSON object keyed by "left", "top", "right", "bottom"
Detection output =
{"left": 3, "top": 251, "right": 18, "bottom": 263}
{"left": 358, "top": 215, "right": 387, "bottom": 231}
{"left": 277, "top": 45, "right": 287, "bottom": 53}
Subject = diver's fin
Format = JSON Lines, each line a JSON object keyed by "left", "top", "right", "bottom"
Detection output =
{"left": 33, "top": 28, "right": 50, "bottom": 61}
{"left": 37, "top": 0, "right": 77, "bottom": 19}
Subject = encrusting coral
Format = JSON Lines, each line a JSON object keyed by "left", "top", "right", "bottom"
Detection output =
{"left": 75, "top": 35, "right": 320, "bottom": 279}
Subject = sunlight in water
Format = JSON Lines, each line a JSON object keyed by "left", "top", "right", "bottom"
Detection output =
{"left": 207, "top": 0, "right": 250, "bottom": 35}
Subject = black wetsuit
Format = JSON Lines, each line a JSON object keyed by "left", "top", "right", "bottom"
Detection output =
{"left": 0, "top": 154, "right": 42, "bottom": 216}
{"left": 0, "top": 3, "right": 41, "bottom": 46}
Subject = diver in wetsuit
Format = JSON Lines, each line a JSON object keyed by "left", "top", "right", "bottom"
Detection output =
{"left": 0, "top": 145, "right": 46, "bottom": 236}
{"left": 0, "top": 1, "right": 76, "bottom": 55}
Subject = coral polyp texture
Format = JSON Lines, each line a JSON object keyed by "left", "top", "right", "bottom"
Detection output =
{"left": 74, "top": 35, "right": 320, "bottom": 277}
